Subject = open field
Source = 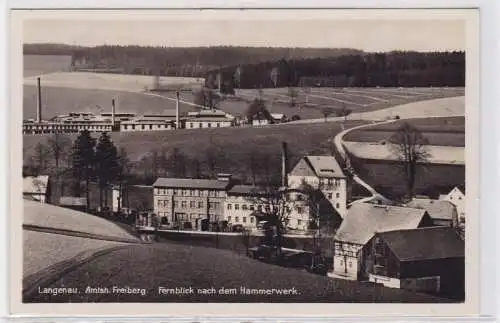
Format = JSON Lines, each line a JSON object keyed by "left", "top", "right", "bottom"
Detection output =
{"left": 24, "top": 55, "right": 72, "bottom": 77}
{"left": 344, "top": 142, "right": 464, "bottom": 165}
{"left": 26, "top": 242, "right": 452, "bottom": 303}
{"left": 343, "top": 116, "right": 465, "bottom": 147}
{"left": 24, "top": 120, "right": 366, "bottom": 163}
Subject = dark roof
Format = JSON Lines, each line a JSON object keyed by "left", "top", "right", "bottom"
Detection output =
{"left": 152, "top": 178, "right": 230, "bottom": 190}
{"left": 227, "top": 185, "right": 269, "bottom": 196}
{"left": 406, "top": 198, "right": 457, "bottom": 221}
{"left": 334, "top": 203, "right": 428, "bottom": 245}
{"left": 378, "top": 226, "right": 465, "bottom": 262}
{"left": 289, "top": 156, "right": 346, "bottom": 179}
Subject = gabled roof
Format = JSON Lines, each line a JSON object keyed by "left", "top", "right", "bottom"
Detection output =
{"left": 290, "top": 156, "right": 346, "bottom": 179}
{"left": 23, "top": 176, "right": 49, "bottom": 194}
{"left": 153, "top": 178, "right": 231, "bottom": 190}
{"left": 377, "top": 226, "right": 465, "bottom": 261}
{"left": 406, "top": 198, "right": 457, "bottom": 221}
{"left": 334, "top": 203, "right": 429, "bottom": 245}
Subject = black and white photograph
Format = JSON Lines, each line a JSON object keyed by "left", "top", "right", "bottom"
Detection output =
{"left": 9, "top": 8, "right": 480, "bottom": 315}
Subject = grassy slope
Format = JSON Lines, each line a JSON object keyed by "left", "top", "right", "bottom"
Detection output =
{"left": 344, "top": 116, "right": 465, "bottom": 147}
{"left": 26, "top": 242, "right": 453, "bottom": 303}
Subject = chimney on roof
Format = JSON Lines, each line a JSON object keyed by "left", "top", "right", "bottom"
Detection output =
{"left": 36, "top": 77, "right": 42, "bottom": 123}
{"left": 282, "top": 142, "right": 288, "bottom": 188}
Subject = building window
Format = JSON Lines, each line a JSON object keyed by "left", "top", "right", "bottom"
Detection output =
{"left": 235, "top": 216, "right": 239, "bottom": 222}
{"left": 243, "top": 217, "right": 247, "bottom": 223}
{"left": 242, "top": 204, "right": 248, "bottom": 210}
{"left": 227, "top": 204, "right": 232, "bottom": 210}
{"left": 257, "top": 205, "right": 262, "bottom": 212}
{"left": 339, "top": 260, "right": 343, "bottom": 266}
{"left": 190, "top": 123, "right": 194, "bottom": 128}
{"left": 208, "top": 123, "right": 212, "bottom": 128}
{"left": 227, "top": 216, "right": 231, "bottom": 222}
{"left": 190, "top": 201, "right": 196, "bottom": 208}
{"left": 348, "top": 261, "right": 352, "bottom": 268}
{"left": 296, "top": 194, "right": 303, "bottom": 201}
{"left": 336, "top": 203, "right": 340, "bottom": 209}
{"left": 149, "top": 125, "right": 153, "bottom": 130}
{"left": 132, "top": 125, "right": 135, "bottom": 130}
{"left": 250, "top": 217, "right": 254, "bottom": 223}
{"left": 249, "top": 205, "right": 254, "bottom": 210}
{"left": 181, "top": 201, "right": 187, "bottom": 208}
{"left": 336, "top": 192, "right": 340, "bottom": 198}
{"left": 174, "top": 201, "right": 178, "bottom": 207}
{"left": 199, "top": 123, "right": 202, "bottom": 128}
{"left": 142, "top": 125, "right": 145, "bottom": 130}
{"left": 297, "top": 219, "right": 302, "bottom": 226}
{"left": 235, "top": 204, "right": 240, "bottom": 210}
{"left": 217, "top": 123, "right": 220, "bottom": 128}
{"left": 328, "top": 193, "right": 333, "bottom": 199}
{"left": 198, "top": 201, "right": 203, "bottom": 208}
{"left": 296, "top": 207, "right": 303, "bottom": 214}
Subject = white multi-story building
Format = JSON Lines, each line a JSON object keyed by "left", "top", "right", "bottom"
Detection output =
{"left": 223, "top": 185, "right": 310, "bottom": 232}
{"left": 287, "top": 155, "right": 349, "bottom": 218}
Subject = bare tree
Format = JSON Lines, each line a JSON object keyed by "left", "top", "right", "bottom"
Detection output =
{"left": 390, "top": 122, "right": 430, "bottom": 200}
{"left": 287, "top": 87, "right": 298, "bottom": 108}
{"left": 33, "top": 142, "right": 50, "bottom": 173}
{"left": 47, "top": 132, "right": 71, "bottom": 169}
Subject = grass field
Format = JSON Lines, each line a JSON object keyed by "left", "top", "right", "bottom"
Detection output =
{"left": 344, "top": 116, "right": 465, "bottom": 147}
{"left": 23, "top": 55, "right": 72, "bottom": 77}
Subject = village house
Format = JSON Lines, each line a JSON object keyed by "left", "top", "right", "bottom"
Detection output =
{"left": 406, "top": 198, "right": 458, "bottom": 227}
{"left": 223, "top": 185, "right": 310, "bottom": 232}
{"left": 439, "top": 186, "right": 466, "bottom": 224}
{"left": 120, "top": 115, "right": 176, "bottom": 132}
{"left": 332, "top": 203, "right": 434, "bottom": 280}
{"left": 363, "top": 226, "right": 465, "bottom": 299}
{"left": 152, "top": 174, "right": 232, "bottom": 231}
{"left": 251, "top": 113, "right": 287, "bottom": 126}
{"left": 288, "top": 155, "right": 348, "bottom": 219}
{"left": 23, "top": 175, "right": 50, "bottom": 203}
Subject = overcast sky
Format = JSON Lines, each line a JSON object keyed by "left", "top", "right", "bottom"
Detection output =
{"left": 22, "top": 11, "right": 467, "bottom": 52}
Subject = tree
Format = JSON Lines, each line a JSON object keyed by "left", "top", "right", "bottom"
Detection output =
{"left": 71, "top": 130, "right": 96, "bottom": 208}
{"left": 47, "top": 133, "right": 71, "bottom": 169}
{"left": 245, "top": 98, "right": 273, "bottom": 124}
{"left": 341, "top": 104, "right": 352, "bottom": 122}
{"left": 116, "top": 147, "right": 130, "bottom": 213}
{"left": 33, "top": 142, "right": 50, "bottom": 173}
{"left": 389, "top": 122, "right": 430, "bottom": 200}
{"left": 270, "top": 67, "right": 279, "bottom": 87}
{"left": 95, "top": 132, "right": 119, "bottom": 209}
{"left": 321, "top": 107, "right": 334, "bottom": 122}
{"left": 193, "top": 87, "right": 220, "bottom": 109}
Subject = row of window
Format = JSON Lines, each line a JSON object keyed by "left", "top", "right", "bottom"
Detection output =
{"left": 122, "top": 124, "right": 172, "bottom": 130}
{"left": 187, "top": 122, "right": 228, "bottom": 129}
{"left": 157, "top": 200, "right": 221, "bottom": 209}
{"left": 155, "top": 188, "right": 224, "bottom": 198}
{"left": 319, "top": 178, "right": 342, "bottom": 186}
{"left": 227, "top": 215, "right": 255, "bottom": 224}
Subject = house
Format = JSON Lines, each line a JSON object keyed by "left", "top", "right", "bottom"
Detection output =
{"left": 59, "top": 196, "right": 87, "bottom": 212}
{"left": 288, "top": 155, "right": 348, "bottom": 218}
{"left": 185, "top": 109, "right": 234, "bottom": 129}
{"left": 23, "top": 175, "right": 49, "bottom": 203}
{"left": 406, "top": 198, "right": 458, "bottom": 227}
{"left": 332, "top": 203, "right": 434, "bottom": 280}
{"left": 223, "top": 185, "right": 310, "bottom": 232}
{"left": 152, "top": 174, "right": 232, "bottom": 230}
{"left": 250, "top": 113, "right": 286, "bottom": 126}
{"left": 363, "top": 226, "right": 465, "bottom": 299}
{"left": 439, "top": 186, "right": 466, "bottom": 224}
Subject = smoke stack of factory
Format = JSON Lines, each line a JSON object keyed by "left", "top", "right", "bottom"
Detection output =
{"left": 111, "top": 98, "right": 116, "bottom": 127}
{"left": 175, "top": 91, "right": 180, "bottom": 129}
{"left": 281, "top": 142, "right": 288, "bottom": 188}
{"left": 36, "top": 77, "right": 42, "bottom": 123}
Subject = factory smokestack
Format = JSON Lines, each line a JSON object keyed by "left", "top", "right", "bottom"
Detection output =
{"left": 111, "top": 98, "right": 116, "bottom": 128}
{"left": 281, "top": 142, "right": 288, "bottom": 188}
{"left": 36, "top": 77, "right": 42, "bottom": 123}
{"left": 175, "top": 91, "right": 180, "bottom": 129}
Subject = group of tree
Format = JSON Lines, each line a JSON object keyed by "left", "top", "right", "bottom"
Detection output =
{"left": 207, "top": 51, "right": 465, "bottom": 90}
{"left": 24, "top": 43, "right": 361, "bottom": 78}
{"left": 71, "top": 130, "right": 127, "bottom": 209}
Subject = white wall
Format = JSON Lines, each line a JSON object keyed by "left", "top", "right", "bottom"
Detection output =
{"left": 441, "top": 188, "right": 465, "bottom": 222}
{"left": 369, "top": 274, "right": 401, "bottom": 289}
{"left": 223, "top": 195, "right": 259, "bottom": 229}
{"left": 185, "top": 121, "right": 232, "bottom": 129}
{"left": 120, "top": 123, "right": 173, "bottom": 132}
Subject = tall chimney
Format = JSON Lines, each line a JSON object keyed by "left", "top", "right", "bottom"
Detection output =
{"left": 111, "top": 98, "right": 116, "bottom": 128}
{"left": 36, "top": 77, "right": 42, "bottom": 123}
{"left": 175, "top": 91, "right": 180, "bottom": 129}
{"left": 281, "top": 142, "right": 288, "bottom": 188}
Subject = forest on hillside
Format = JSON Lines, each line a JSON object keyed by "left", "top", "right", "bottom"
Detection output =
{"left": 24, "top": 43, "right": 363, "bottom": 77}
{"left": 209, "top": 51, "right": 465, "bottom": 90}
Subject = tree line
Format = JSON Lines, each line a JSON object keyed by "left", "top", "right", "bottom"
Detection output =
{"left": 208, "top": 51, "right": 465, "bottom": 91}
{"left": 24, "top": 43, "right": 362, "bottom": 78}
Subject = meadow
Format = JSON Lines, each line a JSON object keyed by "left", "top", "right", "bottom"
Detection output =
{"left": 344, "top": 116, "right": 465, "bottom": 147}
{"left": 23, "top": 55, "right": 72, "bottom": 77}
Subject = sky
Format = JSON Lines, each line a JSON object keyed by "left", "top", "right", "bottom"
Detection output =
{"left": 21, "top": 11, "right": 467, "bottom": 52}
